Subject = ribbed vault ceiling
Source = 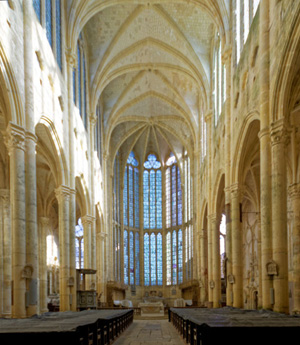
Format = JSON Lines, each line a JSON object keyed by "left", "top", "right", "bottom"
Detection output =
{"left": 81, "top": 1, "right": 226, "bottom": 162}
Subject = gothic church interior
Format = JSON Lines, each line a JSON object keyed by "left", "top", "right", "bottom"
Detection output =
{"left": 0, "top": 0, "right": 300, "bottom": 321}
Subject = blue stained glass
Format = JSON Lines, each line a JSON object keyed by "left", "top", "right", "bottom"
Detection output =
{"left": 77, "top": 43, "right": 82, "bottom": 113}
{"left": 144, "top": 154, "right": 161, "bottom": 169}
{"left": 83, "top": 54, "right": 87, "bottom": 127}
{"left": 166, "top": 232, "right": 171, "bottom": 285}
{"left": 33, "top": 0, "right": 41, "bottom": 22}
{"left": 143, "top": 171, "right": 149, "bottom": 229}
{"left": 166, "top": 167, "right": 171, "bottom": 228}
{"left": 73, "top": 68, "right": 76, "bottom": 104}
{"left": 156, "top": 170, "right": 162, "bottom": 229}
{"left": 150, "top": 233, "right": 156, "bottom": 285}
{"left": 135, "top": 233, "right": 139, "bottom": 285}
{"left": 129, "top": 166, "right": 133, "bottom": 227}
{"left": 178, "top": 167, "right": 182, "bottom": 225}
{"left": 172, "top": 230, "right": 177, "bottom": 285}
{"left": 75, "top": 218, "right": 84, "bottom": 269}
{"left": 134, "top": 168, "right": 139, "bottom": 228}
{"left": 157, "top": 233, "right": 163, "bottom": 285}
{"left": 166, "top": 152, "right": 177, "bottom": 166}
{"left": 178, "top": 230, "right": 183, "bottom": 283}
{"left": 129, "top": 232, "right": 134, "bottom": 285}
{"left": 172, "top": 165, "right": 177, "bottom": 226}
{"left": 45, "top": 0, "right": 52, "bottom": 47}
{"left": 149, "top": 170, "right": 156, "bottom": 229}
{"left": 144, "top": 233, "right": 150, "bottom": 286}
{"left": 127, "top": 151, "right": 139, "bottom": 166}
{"left": 124, "top": 230, "right": 128, "bottom": 285}
{"left": 55, "top": 0, "right": 62, "bottom": 70}
{"left": 123, "top": 167, "right": 128, "bottom": 226}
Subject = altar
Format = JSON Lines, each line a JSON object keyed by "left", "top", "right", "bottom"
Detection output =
{"left": 138, "top": 301, "right": 164, "bottom": 317}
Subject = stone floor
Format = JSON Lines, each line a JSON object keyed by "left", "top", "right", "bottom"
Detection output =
{"left": 113, "top": 319, "right": 185, "bottom": 345}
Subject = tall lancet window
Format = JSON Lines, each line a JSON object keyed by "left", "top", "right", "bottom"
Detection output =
{"left": 166, "top": 153, "right": 183, "bottom": 285}
{"left": 143, "top": 154, "right": 163, "bottom": 286}
{"left": 75, "top": 218, "right": 84, "bottom": 269}
{"left": 123, "top": 152, "right": 140, "bottom": 286}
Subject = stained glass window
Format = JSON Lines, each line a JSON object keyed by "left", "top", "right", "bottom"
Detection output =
{"left": 144, "top": 233, "right": 150, "bottom": 286}
{"left": 75, "top": 218, "right": 84, "bottom": 269}
{"left": 55, "top": 0, "right": 62, "bottom": 70}
{"left": 178, "top": 168, "right": 182, "bottom": 225}
{"left": 135, "top": 233, "right": 140, "bottom": 285}
{"left": 123, "top": 167, "right": 128, "bottom": 226}
{"left": 83, "top": 53, "right": 87, "bottom": 127}
{"left": 172, "top": 230, "right": 177, "bottom": 285}
{"left": 73, "top": 68, "right": 76, "bottom": 104}
{"left": 178, "top": 230, "right": 183, "bottom": 283}
{"left": 77, "top": 43, "right": 82, "bottom": 113}
{"left": 33, "top": 0, "right": 41, "bottom": 22}
{"left": 166, "top": 167, "right": 171, "bottom": 228}
{"left": 129, "top": 166, "right": 134, "bottom": 227}
{"left": 143, "top": 154, "right": 162, "bottom": 229}
{"left": 166, "top": 232, "right": 171, "bottom": 285}
{"left": 129, "top": 232, "right": 134, "bottom": 285}
{"left": 134, "top": 168, "right": 139, "bottom": 228}
{"left": 150, "top": 233, "right": 156, "bottom": 285}
{"left": 157, "top": 233, "right": 163, "bottom": 285}
{"left": 172, "top": 165, "right": 177, "bottom": 226}
{"left": 45, "top": 0, "right": 52, "bottom": 47}
{"left": 143, "top": 170, "right": 149, "bottom": 229}
{"left": 124, "top": 230, "right": 128, "bottom": 285}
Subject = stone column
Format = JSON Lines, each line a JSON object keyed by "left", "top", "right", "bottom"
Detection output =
{"left": 289, "top": 183, "right": 300, "bottom": 314}
{"left": 259, "top": 0, "right": 273, "bottom": 310}
{"left": 271, "top": 120, "right": 289, "bottom": 313}
{"left": 5, "top": 123, "right": 26, "bottom": 318}
{"left": 0, "top": 190, "right": 11, "bottom": 318}
{"left": 25, "top": 132, "right": 39, "bottom": 317}
{"left": 66, "top": 48, "right": 77, "bottom": 311}
{"left": 224, "top": 188, "right": 233, "bottom": 306}
{"left": 231, "top": 184, "right": 243, "bottom": 308}
{"left": 82, "top": 215, "right": 95, "bottom": 289}
{"left": 207, "top": 214, "right": 216, "bottom": 307}
{"left": 39, "top": 217, "right": 49, "bottom": 314}
{"left": 212, "top": 215, "right": 221, "bottom": 308}
{"left": 24, "top": 0, "right": 39, "bottom": 317}
{"left": 199, "top": 228, "right": 208, "bottom": 305}
{"left": 55, "top": 186, "right": 70, "bottom": 311}
{"left": 69, "top": 189, "right": 76, "bottom": 311}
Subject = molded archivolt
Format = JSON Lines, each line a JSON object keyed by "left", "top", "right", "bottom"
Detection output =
{"left": 0, "top": 41, "right": 24, "bottom": 126}
{"left": 36, "top": 117, "right": 69, "bottom": 187}
{"left": 272, "top": 3, "right": 300, "bottom": 120}
{"left": 75, "top": 175, "right": 91, "bottom": 217}
{"left": 231, "top": 112, "right": 260, "bottom": 185}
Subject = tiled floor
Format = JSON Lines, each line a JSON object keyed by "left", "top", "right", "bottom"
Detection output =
{"left": 113, "top": 319, "right": 186, "bottom": 345}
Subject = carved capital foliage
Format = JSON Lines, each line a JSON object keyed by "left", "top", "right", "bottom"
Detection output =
{"left": 55, "top": 185, "right": 71, "bottom": 203}
{"left": 289, "top": 183, "right": 300, "bottom": 200}
{"left": 65, "top": 48, "right": 76, "bottom": 67}
{"left": 5, "top": 123, "right": 26, "bottom": 154}
{"left": 81, "top": 215, "right": 96, "bottom": 226}
{"left": 270, "top": 120, "right": 290, "bottom": 147}
{"left": 230, "top": 183, "right": 240, "bottom": 199}
{"left": 89, "top": 114, "right": 97, "bottom": 127}
{"left": 0, "top": 189, "right": 10, "bottom": 203}
{"left": 40, "top": 217, "right": 50, "bottom": 227}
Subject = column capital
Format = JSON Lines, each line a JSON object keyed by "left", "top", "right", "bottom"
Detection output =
{"left": 81, "top": 215, "right": 96, "bottom": 225}
{"left": 0, "top": 189, "right": 9, "bottom": 202}
{"left": 208, "top": 213, "right": 217, "bottom": 222}
{"left": 258, "top": 127, "right": 270, "bottom": 141}
{"left": 204, "top": 110, "right": 213, "bottom": 123}
{"left": 4, "top": 122, "right": 26, "bottom": 154}
{"left": 230, "top": 183, "right": 240, "bottom": 199}
{"left": 55, "top": 185, "right": 71, "bottom": 203}
{"left": 39, "top": 217, "right": 50, "bottom": 226}
{"left": 270, "top": 119, "right": 291, "bottom": 147}
{"left": 65, "top": 48, "right": 76, "bottom": 67}
{"left": 25, "top": 130, "right": 38, "bottom": 145}
{"left": 289, "top": 183, "right": 300, "bottom": 200}
{"left": 89, "top": 114, "right": 97, "bottom": 127}
{"left": 222, "top": 46, "right": 232, "bottom": 64}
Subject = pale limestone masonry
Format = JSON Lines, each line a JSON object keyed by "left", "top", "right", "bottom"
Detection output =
{"left": 0, "top": 0, "right": 299, "bottom": 320}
